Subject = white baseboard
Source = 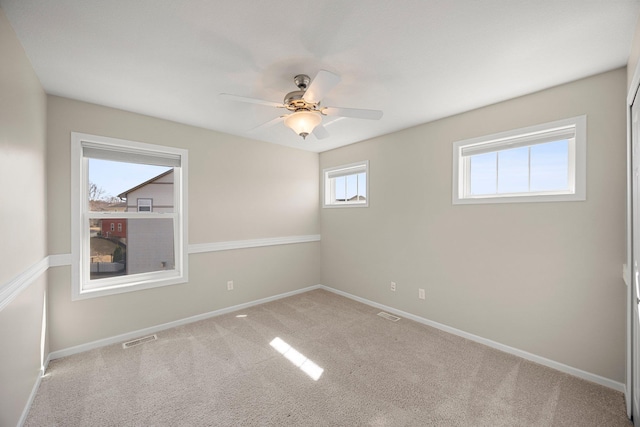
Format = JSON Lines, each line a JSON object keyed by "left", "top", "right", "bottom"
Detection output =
{"left": 18, "top": 356, "right": 49, "bottom": 427}
{"left": 18, "top": 376, "right": 41, "bottom": 427}
{"left": 319, "top": 285, "right": 625, "bottom": 393}
{"left": 49, "top": 285, "right": 321, "bottom": 360}
{"left": 45, "top": 283, "right": 624, "bottom": 395}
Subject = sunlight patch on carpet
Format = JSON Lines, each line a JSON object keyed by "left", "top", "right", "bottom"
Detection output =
{"left": 270, "top": 337, "right": 324, "bottom": 381}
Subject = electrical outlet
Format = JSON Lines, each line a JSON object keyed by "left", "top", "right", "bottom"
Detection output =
{"left": 418, "top": 288, "right": 425, "bottom": 300}
{"left": 227, "top": 280, "right": 234, "bottom": 291}
{"left": 390, "top": 281, "right": 396, "bottom": 292}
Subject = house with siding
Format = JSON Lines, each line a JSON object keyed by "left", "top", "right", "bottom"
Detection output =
{"left": 117, "top": 169, "right": 174, "bottom": 213}
{"left": 116, "top": 169, "right": 175, "bottom": 275}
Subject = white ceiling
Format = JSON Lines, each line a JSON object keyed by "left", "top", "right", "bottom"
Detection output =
{"left": 2, "top": 1, "right": 639, "bottom": 153}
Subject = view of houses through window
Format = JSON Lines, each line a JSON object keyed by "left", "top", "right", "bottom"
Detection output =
{"left": 88, "top": 159, "right": 175, "bottom": 280}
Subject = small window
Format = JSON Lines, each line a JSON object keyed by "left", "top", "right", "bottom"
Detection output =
{"left": 137, "top": 198, "right": 152, "bottom": 212}
{"left": 323, "top": 161, "right": 368, "bottom": 208}
{"left": 452, "top": 116, "right": 586, "bottom": 204}
{"left": 71, "top": 132, "right": 188, "bottom": 300}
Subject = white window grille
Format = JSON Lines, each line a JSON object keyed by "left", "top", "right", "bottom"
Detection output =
{"left": 323, "top": 161, "right": 369, "bottom": 208}
{"left": 452, "top": 116, "right": 586, "bottom": 204}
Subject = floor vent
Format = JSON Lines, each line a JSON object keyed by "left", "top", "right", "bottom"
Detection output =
{"left": 377, "top": 312, "right": 401, "bottom": 322}
{"left": 122, "top": 334, "right": 157, "bottom": 349}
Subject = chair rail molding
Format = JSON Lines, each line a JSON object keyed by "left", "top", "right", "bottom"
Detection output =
{"left": 0, "top": 235, "right": 321, "bottom": 312}
{"left": 0, "top": 257, "right": 49, "bottom": 312}
{"left": 188, "top": 234, "right": 321, "bottom": 254}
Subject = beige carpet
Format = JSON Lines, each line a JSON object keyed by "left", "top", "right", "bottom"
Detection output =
{"left": 26, "top": 289, "right": 630, "bottom": 426}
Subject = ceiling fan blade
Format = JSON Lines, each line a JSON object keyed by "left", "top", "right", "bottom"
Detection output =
{"left": 220, "top": 93, "right": 284, "bottom": 108}
{"left": 322, "top": 116, "right": 346, "bottom": 127}
{"left": 322, "top": 107, "right": 383, "bottom": 120}
{"left": 312, "top": 123, "right": 330, "bottom": 140}
{"left": 303, "top": 70, "right": 341, "bottom": 104}
{"left": 248, "top": 115, "right": 285, "bottom": 132}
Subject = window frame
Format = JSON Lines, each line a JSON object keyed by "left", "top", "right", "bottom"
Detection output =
{"left": 137, "top": 198, "right": 153, "bottom": 212}
{"left": 71, "top": 132, "right": 189, "bottom": 300}
{"left": 322, "top": 161, "right": 369, "bottom": 208}
{"left": 452, "top": 115, "right": 586, "bottom": 205}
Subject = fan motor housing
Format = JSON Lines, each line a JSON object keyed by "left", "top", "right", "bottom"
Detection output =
{"left": 283, "top": 90, "right": 313, "bottom": 110}
{"left": 283, "top": 74, "right": 320, "bottom": 112}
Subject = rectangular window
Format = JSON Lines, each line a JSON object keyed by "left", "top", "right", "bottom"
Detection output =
{"left": 323, "top": 161, "right": 368, "bottom": 208}
{"left": 137, "top": 198, "right": 152, "bottom": 212}
{"left": 452, "top": 116, "right": 586, "bottom": 204}
{"left": 110, "top": 223, "right": 115, "bottom": 231}
{"left": 71, "top": 132, "right": 188, "bottom": 300}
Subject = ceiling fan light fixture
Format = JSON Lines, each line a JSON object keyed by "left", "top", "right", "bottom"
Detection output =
{"left": 284, "top": 110, "right": 322, "bottom": 139}
{"left": 221, "top": 70, "right": 382, "bottom": 141}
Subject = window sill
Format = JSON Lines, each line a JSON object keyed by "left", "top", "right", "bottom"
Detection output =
{"left": 453, "top": 191, "right": 585, "bottom": 205}
{"left": 323, "top": 203, "right": 369, "bottom": 209}
{"left": 73, "top": 272, "right": 187, "bottom": 300}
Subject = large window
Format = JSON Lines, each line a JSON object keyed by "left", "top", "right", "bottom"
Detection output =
{"left": 323, "top": 161, "right": 368, "bottom": 208}
{"left": 71, "top": 133, "right": 188, "bottom": 300}
{"left": 452, "top": 116, "right": 586, "bottom": 204}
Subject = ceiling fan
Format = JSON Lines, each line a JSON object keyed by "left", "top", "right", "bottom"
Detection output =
{"left": 220, "top": 70, "right": 383, "bottom": 140}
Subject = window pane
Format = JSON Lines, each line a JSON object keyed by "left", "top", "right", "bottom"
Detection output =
{"left": 497, "top": 146, "right": 529, "bottom": 194}
{"left": 357, "top": 172, "right": 366, "bottom": 201}
{"left": 333, "top": 173, "right": 366, "bottom": 202}
{"left": 126, "top": 218, "right": 175, "bottom": 275}
{"left": 323, "top": 161, "right": 368, "bottom": 207}
{"left": 469, "top": 152, "right": 497, "bottom": 195}
{"left": 88, "top": 159, "right": 172, "bottom": 212}
{"left": 345, "top": 174, "right": 358, "bottom": 201}
{"left": 90, "top": 219, "right": 127, "bottom": 279}
{"left": 334, "top": 176, "right": 346, "bottom": 201}
{"left": 530, "top": 140, "right": 569, "bottom": 192}
{"left": 89, "top": 218, "right": 175, "bottom": 280}
{"left": 453, "top": 116, "right": 584, "bottom": 204}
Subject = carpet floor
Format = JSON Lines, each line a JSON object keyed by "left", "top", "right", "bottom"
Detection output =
{"left": 25, "top": 289, "right": 630, "bottom": 426}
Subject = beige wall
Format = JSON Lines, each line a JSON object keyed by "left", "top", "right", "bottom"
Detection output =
{"left": 0, "top": 8, "right": 48, "bottom": 427}
{"left": 628, "top": 13, "right": 640, "bottom": 90}
{"left": 320, "top": 68, "right": 627, "bottom": 383}
{"left": 46, "top": 96, "right": 320, "bottom": 351}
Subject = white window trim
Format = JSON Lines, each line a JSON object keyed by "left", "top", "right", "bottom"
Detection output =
{"left": 323, "top": 161, "right": 369, "bottom": 208}
{"left": 452, "top": 115, "right": 586, "bottom": 205}
{"left": 71, "top": 132, "right": 189, "bottom": 300}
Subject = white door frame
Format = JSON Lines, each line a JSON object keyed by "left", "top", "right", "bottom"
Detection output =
{"left": 627, "top": 61, "right": 640, "bottom": 422}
